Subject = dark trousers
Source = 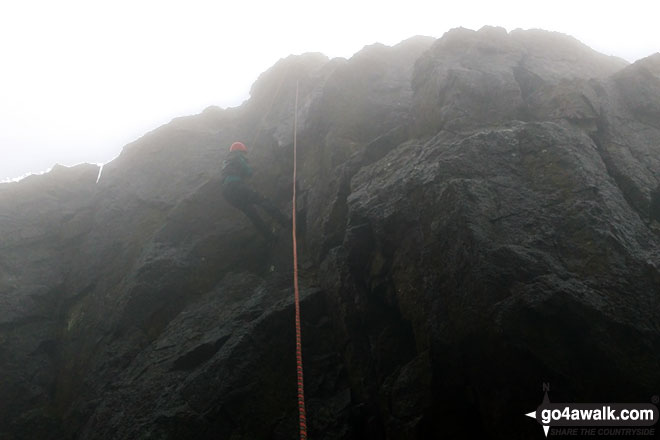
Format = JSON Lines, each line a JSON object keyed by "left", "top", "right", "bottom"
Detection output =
{"left": 222, "top": 181, "right": 288, "bottom": 239}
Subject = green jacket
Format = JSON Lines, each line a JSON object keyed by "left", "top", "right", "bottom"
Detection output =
{"left": 222, "top": 151, "right": 253, "bottom": 184}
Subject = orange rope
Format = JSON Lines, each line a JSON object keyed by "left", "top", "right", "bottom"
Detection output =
{"left": 292, "top": 80, "right": 307, "bottom": 439}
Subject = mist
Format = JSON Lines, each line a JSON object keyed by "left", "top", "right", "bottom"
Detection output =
{"left": 1, "top": 0, "right": 657, "bottom": 182}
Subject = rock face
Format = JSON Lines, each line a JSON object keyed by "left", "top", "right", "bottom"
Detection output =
{"left": 1, "top": 27, "right": 659, "bottom": 439}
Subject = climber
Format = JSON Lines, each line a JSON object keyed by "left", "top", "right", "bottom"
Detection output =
{"left": 221, "top": 141, "right": 289, "bottom": 240}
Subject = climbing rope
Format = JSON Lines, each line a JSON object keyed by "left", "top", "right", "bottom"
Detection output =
{"left": 247, "top": 73, "right": 307, "bottom": 438}
{"left": 292, "top": 80, "right": 308, "bottom": 440}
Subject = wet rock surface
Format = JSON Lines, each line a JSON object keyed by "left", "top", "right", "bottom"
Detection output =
{"left": 1, "top": 27, "right": 659, "bottom": 439}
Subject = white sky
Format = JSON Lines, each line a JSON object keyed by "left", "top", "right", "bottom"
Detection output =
{"left": 1, "top": 0, "right": 658, "bottom": 182}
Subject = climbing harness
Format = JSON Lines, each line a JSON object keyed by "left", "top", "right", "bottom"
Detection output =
{"left": 292, "top": 80, "right": 308, "bottom": 440}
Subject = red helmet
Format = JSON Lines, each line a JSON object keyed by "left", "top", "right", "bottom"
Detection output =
{"left": 229, "top": 141, "right": 247, "bottom": 152}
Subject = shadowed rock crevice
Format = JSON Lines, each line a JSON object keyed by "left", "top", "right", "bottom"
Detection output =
{"left": 171, "top": 335, "right": 231, "bottom": 371}
{"left": 589, "top": 117, "right": 650, "bottom": 223}
{"left": 651, "top": 185, "right": 660, "bottom": 224}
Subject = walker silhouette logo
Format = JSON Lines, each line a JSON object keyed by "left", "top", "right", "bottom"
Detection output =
{"left": 525, "top": 384, "right": 659, "bottom": 437}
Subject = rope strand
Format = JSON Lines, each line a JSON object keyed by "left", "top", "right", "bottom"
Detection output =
{"left": 292, "top": 80, "right": 307, "bottom": 440}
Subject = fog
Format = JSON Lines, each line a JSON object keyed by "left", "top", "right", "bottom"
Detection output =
{"left": 1, "top": 0, "right": 657, "bottom": 182}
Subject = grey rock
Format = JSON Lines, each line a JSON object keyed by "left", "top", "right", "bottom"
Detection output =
{"left": 0, "top": 29, "right": 658, "bottom": 440}
{"left": 412, "top": 26, "right": 628, "bottom": 134}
